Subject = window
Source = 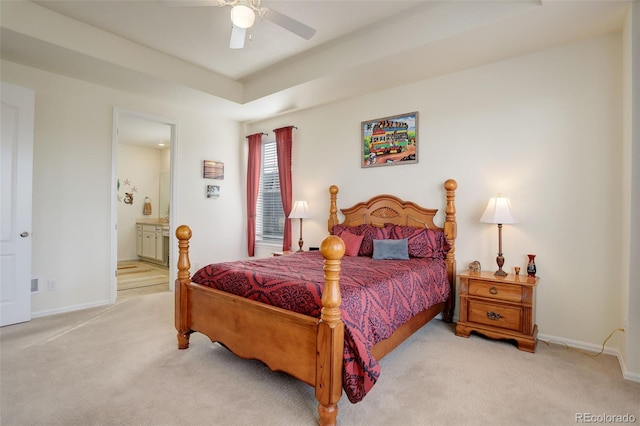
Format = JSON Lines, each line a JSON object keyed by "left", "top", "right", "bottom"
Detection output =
{"left": 256, "top": 141, "right": 284, "bottom": 242}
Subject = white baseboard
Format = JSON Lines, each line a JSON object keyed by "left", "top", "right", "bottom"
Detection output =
{"left": 617, "top": 355, "right": 640, "bottom": 382}
{"left": 32, "top": 299, "right": 111, "bottom": 319}
{"left": 538, "top": 332, "right": 640, "bottom": 384}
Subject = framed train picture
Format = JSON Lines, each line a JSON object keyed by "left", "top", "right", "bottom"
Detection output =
{"left": 361, "top": 111, "right": 418, "bottom": 168}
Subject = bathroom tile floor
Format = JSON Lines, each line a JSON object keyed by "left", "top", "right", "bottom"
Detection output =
{"left": 117, "top": 260, "right": 169, "bottom": 300}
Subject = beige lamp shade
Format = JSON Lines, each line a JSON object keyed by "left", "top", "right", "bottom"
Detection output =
{"left": 480, "top": 195, "right": 517, "bottom": 224}
{"left": 289, "top": 200, "right": 311, "bottom": 219}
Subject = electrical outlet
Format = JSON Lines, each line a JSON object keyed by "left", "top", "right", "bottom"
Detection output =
{"left": 48, "top": 279, "right": 57, "bottom": 291}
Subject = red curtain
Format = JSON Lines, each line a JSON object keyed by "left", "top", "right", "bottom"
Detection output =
{"left": 246, "top": 133, "right": 263, "bottom": 257}
{"left": 274, "top": 126, "right": 293, "bottom": 251}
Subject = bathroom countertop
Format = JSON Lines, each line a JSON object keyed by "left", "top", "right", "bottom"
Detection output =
{"left": 136, "top": 218, "right": 169, "bottom": 226}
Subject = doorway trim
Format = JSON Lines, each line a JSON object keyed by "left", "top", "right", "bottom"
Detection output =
{"left": 110, "top": 108, "right": 178, "bottom": 304}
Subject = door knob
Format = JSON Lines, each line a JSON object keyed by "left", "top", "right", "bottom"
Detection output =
{"left": 20, "top": 231, "right": 29, "bottom": 238}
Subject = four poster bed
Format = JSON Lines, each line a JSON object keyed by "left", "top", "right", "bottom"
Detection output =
{"left": 175, "top": 179, "right": 458, "bottom": 425}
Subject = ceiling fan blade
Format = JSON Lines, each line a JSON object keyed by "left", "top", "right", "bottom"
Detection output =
{"left": 229, "top": 25, "right": 246, "bottom": 49}
{"left": 157, "top": 0, "right": 218, "bottom": 6}
{"left": 263, "top": 8, "right": 316, "bottom": 40}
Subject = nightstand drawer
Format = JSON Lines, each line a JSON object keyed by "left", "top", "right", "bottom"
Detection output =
{"left": 468, "top": 279, "right": 521, "bottom": 303}
{"left": 468, "top": 300, "right": 521, "bottom": 331}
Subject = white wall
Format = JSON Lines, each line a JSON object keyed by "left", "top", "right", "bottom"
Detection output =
{"left": 1, "top": 59, "right": 245, "bottom": 316}
{"left": 246, "top": 34, "right": 630, "bottom": 361}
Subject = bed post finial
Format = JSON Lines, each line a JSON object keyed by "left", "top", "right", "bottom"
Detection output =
{"left": 317, "top": 235, "right": 345, "bottom": 426}
{"left": 444, "top": 179, "right": 457, "bottom": 250}
{"left": 176, "top": 225, "right": 192, "bottom": 284}
{"left": 328, "top": 185, "right": 339, "bottom": 233}
{"left": 443, "top": 179, "right": 457, "bottom": 323}
{"left": 319, "top": 235, "right": 345, "bottom": 324}
{"left": 175, "top": 225, "right": 192, "bottom": 349}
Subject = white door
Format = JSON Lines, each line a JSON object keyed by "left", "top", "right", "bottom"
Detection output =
{"left": 1, "top": 82, "right": 34, "bottom": 326}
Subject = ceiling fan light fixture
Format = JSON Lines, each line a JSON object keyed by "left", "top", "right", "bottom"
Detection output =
{"left": 231, "top": 5, "right": 255, "bottom": 29}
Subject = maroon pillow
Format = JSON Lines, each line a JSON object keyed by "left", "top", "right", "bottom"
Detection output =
{"left": 339, "top": 231, "right": 364, "bottom": 257}
{"left": 389, "top": 225, "right": 450, "bottom": 258}
{"left": 332, "top": 224, "right": 350, "bottom": 236}
{"left": 333, "top": 224, "right": 393, "bottom": 257}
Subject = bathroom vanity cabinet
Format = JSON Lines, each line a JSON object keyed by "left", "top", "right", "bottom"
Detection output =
{"left": 136, "top": 221, "right": 169, "bottom": 266}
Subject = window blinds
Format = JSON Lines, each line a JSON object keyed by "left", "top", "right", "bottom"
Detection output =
{"left": 256, "top": 141, "right": 284, "bottom": 242}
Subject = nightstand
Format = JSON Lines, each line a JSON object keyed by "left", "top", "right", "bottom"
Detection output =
{"left": 455, "top": 271, "right": 539, "bottom": 352}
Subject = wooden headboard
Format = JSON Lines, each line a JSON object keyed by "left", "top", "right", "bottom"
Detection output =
{"left": 327, "top": 179, "right": 458, "bottom": 322}
{"left": 327, "top": 179, "right": 457, "bottom": 233}
{"left": 329, "top": 191, "right": 440, "bottom": 230}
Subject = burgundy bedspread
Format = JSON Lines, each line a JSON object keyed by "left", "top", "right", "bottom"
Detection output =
{"left": 191, "top": 251, "right": 449, "bottom": 403}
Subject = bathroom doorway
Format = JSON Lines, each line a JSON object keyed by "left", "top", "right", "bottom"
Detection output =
{"left": 110, "top": 109, "right": 176, "bottom": 303}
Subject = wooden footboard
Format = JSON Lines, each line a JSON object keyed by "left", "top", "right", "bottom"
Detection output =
{"left": 175, "top": 226, "right": 346, "bottom": 426}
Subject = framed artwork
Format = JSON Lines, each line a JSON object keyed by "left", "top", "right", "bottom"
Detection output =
{"left": 203, "top": 160, "right": 224, "bottom": 179}
{"left": 361, "top": 111, "right": 418, "bottom": 168}
{"left": 206, "top": 185, "right": 220, "bottom": 199}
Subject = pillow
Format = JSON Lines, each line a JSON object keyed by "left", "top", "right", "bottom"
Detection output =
{"left": 333, "top": 224, "right": 393, "bottom": 257}
{"left": 339, "top": 231, "right": 364, "bottom": 257}
{"left": 372, "top": 239, "right": 409, "bottom": 260}
{"left": 332, "top": 224, "right": 350, "bottom": 236}
{"left": 389, "top": 225, "right": 451, "bottom": 259}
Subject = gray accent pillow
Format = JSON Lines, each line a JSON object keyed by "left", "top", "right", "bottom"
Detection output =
{"left": 372, "top": 239, "right": 409, "bottom": 260}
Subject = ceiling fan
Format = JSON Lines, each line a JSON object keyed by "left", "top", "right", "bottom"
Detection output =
{"left": 159, "top": 0, "right": 316, "bottom": 49}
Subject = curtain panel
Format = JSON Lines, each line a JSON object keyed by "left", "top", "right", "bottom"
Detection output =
{"left": 246, "top": 133, "right": 263, "bottom": 257}
{"left": 274, "top": 126, "right": 293, "bottom": 252}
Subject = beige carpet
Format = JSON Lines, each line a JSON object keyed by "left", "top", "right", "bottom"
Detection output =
{"left": 117, "top": 260, "right": 169, "bottom": 296}
{"left": 1, "top": 292, "right": 638, "bottom": 426}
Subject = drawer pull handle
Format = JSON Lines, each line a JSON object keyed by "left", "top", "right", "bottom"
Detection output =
{"left": 487, "top": 311, "right": 503, "bottom": 321}
{"left": 489, "top": 286, "right": 498, "bottom": 295}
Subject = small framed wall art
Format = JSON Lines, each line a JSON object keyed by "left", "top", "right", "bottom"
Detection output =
{"left": 206, "top": 185, "right": 220, "bottom": 199}
{"left": 361, "top": 111, "right": 418, "bottom": 168}
{"left": 203, "top": 160, "right": 224, "bottom": 179}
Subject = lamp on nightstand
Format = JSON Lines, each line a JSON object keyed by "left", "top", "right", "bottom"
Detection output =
{"left": 289, "top": 200, "right": 311, "bottom": 252}
{"left": 480, "top": 194, "right": 517, "bottom": 277}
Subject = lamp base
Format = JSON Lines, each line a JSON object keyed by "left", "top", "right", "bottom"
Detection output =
{"left": 296, "top": 218, "right": 304, "bottom": 252}
{"left": 494, "top": 254, "right": 507, "bottom": 277}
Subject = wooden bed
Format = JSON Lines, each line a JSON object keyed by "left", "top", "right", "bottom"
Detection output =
{"left": 175, "top": 179, "right": 457, "bottom": 425}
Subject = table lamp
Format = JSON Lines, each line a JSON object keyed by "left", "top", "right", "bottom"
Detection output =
{"left": 480, "top": 194, "right": 517, "bottom": 276}
{"left": 289, "top": 200, "right": 311, "bottom": 252}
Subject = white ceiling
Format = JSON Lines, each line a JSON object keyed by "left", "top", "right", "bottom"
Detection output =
{"left": 32, "top": 0, "right": 425, "bottom": 81}
{"left": 118, "top": 113, "right": 172, "bottom": 149}
{"left": 0, "top": 0, "right": 633, "bottom": 146}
